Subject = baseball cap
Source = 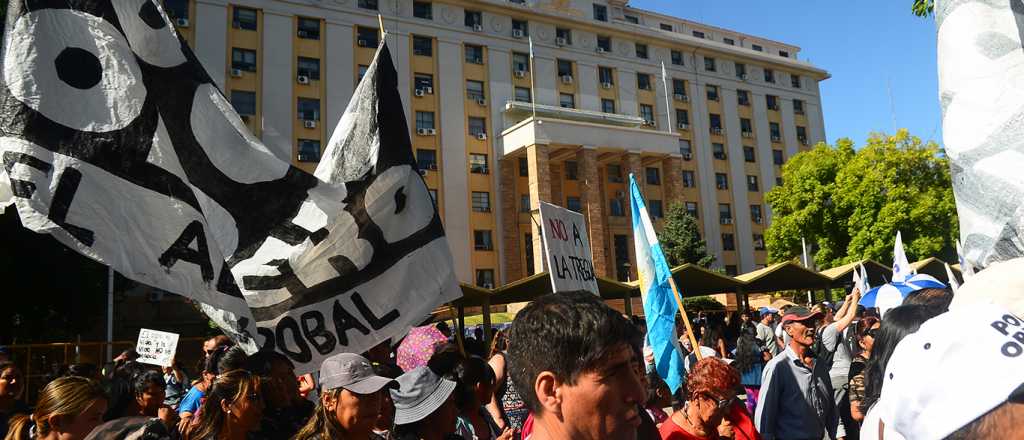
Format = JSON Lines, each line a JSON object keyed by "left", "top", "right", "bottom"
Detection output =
{"left": 319, "top": 353, "right": 397, "bottom": 394}
{"left": 758, "top": 306, "right": 778, "bottom": 318}
{"left": 877, "top": 303, "right": 1024, "bottom": 439}
{"left": 780, "top": 306, "right": 822, "bottom": 324}
{"left": 391, "top": 366, "right": 457, "bottom": 425}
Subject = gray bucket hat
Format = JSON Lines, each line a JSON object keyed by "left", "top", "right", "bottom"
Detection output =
{"left": 390, "top": 366, "right": 457, "bottom": 425}
{"left": 319, "top": 353, "right": 397, "bottom": 394}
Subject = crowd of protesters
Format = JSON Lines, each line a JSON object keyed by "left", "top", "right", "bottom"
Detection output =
{"left": 0, "top": 282, "right": 1020, "bottom": 439}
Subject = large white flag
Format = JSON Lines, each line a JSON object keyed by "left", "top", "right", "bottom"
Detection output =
{"left": 0, "top": 0, "right": 459, "bottom": 372}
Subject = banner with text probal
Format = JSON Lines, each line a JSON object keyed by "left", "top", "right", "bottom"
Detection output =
{"left": 539, "top": 201, "right": 599, "bottom": 295}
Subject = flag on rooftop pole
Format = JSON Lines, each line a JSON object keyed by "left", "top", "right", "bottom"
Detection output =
{"left": 0, "top": 0, "right": 459, "bottom": 373}
{"left": 660, "top": 61, "right": 673, "bottom": 133}
{"left": 892, "top": 231, "right": 911, "bottom": 283}
{"left": 528, "top": 36, "right": 537, "bottom": 119}
{"left": 629, "top": 174, "right": 685, "bottom": 392}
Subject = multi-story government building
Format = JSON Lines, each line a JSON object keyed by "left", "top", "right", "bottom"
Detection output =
{"left": 164, "top": 0, "right": 830, "bottom": 288}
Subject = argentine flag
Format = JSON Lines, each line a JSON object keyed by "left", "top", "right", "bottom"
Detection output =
{"left": 630, "top": 174, "right": 685, "bottom": 392}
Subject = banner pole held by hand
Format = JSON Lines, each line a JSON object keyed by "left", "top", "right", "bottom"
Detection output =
{"left": 667, "top": 275, "right": 702, "bottom": 361}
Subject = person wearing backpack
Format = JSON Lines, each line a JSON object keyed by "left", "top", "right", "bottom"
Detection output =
{"left": 812, "top": 289, "right": 861, "bottom": 440}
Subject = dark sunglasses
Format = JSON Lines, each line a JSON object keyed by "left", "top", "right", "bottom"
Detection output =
{"left": 702, "top": 393, "right": 734, "bottom": 410}
{"left": 865, "top": 328, "right": 879, "bottom": 338}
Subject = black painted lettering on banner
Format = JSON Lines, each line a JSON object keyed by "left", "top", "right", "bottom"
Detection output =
{"left": 300, "top": 310, "right": 337, "bottom": 355}
{"left": 275, "top": 316, "right": 313, "bottom": 363}
{"left": 158, "top": 220, "right": 214, "bottom": 281}
{"left": 333, "top": 298, "right": 371, "bottom": 346}
{"left": 573, "top": 222, "right": 584, "bottom": 247}
{"left": 351, "top": 292, "right": 400, "bottom": 330}
{"left": 3, "top": 151, "right": 52, "bottom": 199}
{"left": 48, "top": 168, "right": 95, "bottom": 246}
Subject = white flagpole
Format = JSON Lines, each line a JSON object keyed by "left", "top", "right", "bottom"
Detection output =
{"left": 528, "top": 36, "right": 537, "bottom": 120}
{"left": 660, "top": 61, "right": 673, "bottom": 133}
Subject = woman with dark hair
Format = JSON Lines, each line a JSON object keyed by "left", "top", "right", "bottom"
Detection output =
{"left": 847, "top": 316, "right": 879, "bottom": 424}
{"left": 859, "top": 305, "right": 942, "bottom": 440}
{"left": 247, "top": 350, "right": 313, "bottom": 440}
{"left": 660, "top": 358, "right": 758, "bottom": 440}
{"left": 484, "top": 330, "right": 527, "bottom": 437}
{"left": 454, "top": 357, "right": 511, "bottom": 440}
{"left": 177, "top": 345, "right": 230, "bottom": 433}
{"left": 183, "top": 369, "right": 263, "bottom": 440}
{"left": 731, "top": 323, "right": 767, "bottom": 415}
{"left": 0, "top": 362, "right": 27, "bottom": 436}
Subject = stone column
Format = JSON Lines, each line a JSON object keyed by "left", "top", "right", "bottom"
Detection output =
{"left": 549, "top": 162, "right": 564, "bottom": 208}
{"left": 663, "top": 155, "right": 684, "bottom": 207}
{"left": 500, "top": 157, "right": 522, "bottom": 282}
{"left": 578, "top": 147, "right": 609, "bottom": 278}
{"left": 624, "top": 151, "right": 642, "bottom": 280}
{"left": 527, "top": 144, "right": 552, "bottom": 273}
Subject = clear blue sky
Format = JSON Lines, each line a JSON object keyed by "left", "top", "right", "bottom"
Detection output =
{"left": 631, "top": 0, "right": 942, "bottom": 147}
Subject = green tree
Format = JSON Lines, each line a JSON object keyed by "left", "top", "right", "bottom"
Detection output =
{"left": 659, "top": 202, "right": 715, "bottom": 268}
{"left": 765, "top": 130, "right": 958, "bottom": 269}
{"left": 912, "top": 0, "right": 933, "bottom": 17}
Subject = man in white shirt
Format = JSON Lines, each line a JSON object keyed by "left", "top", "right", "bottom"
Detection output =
{"left": 756, "top": 308, "right": 780, "bottom": 357}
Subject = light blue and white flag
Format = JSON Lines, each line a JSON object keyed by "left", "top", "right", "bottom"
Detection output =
{"left": 892, "top": 231, "right": 912, "bottom": 283}
{"left": 630, "top": 174, "right": 684, "bottom": 392}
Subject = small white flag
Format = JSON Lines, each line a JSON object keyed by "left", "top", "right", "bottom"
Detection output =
{"left": 892, "top": 231, "right": 912, "bottom": 283}
{"left": 945, "top": 262, "right": 960, "bottom": 293}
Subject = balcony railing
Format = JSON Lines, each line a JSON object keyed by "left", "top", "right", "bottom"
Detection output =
{"left": 504, "top": 100, "right": 646, "bottom": 127}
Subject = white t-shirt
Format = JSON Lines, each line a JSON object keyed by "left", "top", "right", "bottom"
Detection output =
{"left": 684, "top": 346, "right": 719, "bottom": 372}
{"left": 860, "top": 403, "right": 906, "bottom": 440}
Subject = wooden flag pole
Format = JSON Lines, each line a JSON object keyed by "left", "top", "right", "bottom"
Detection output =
{"left": 448, "top": 303, "right": 466, "bottom": 357}
{"left": 666, "top": 275, "right": 702, "bottom": 361}
{"left": 377, "top": 14, "right": 386, "bottom": 37}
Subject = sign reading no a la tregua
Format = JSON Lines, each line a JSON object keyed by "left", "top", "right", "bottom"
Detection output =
{"left": 539, "top": 201, "right": 599, "bottom": 295}
{"left": 136, "top": 328, "right": 180, "bottom": 367}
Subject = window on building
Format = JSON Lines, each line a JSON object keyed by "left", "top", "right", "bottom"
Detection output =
{"left": 511, "top": 19, "right": 529, "bottom": 36}
{"left": 597, "top": 35, "right": 612, "bottom": 52}
{"left": 779, "top": 50, "right": 790, "bottom": 58}
{"left": 764, "top": 68, "right": 775, "bottom": 83}
{"left": 723, "top": 37, "right": 735, "bottom": 45}
{"left": 735, "top": 62, "right": 746, "bottom": 79}
{"left": 672, "top": 78, "right": 686, "bottom": 96}
{"left": 556, "top": 27, "right": 572, "bottom": 45}
{"left": 415, "top": 111, "right": 435, "bottom": 130}
{"left": 358, "top": 0, "right": 377, "bottom": 9}
{"left": 470, "top": 153, "right": 489, "bottom": 174}
{"left": 743, "top": 146, "right": 756, "bottom": 163}
{"left": 565, "top": 161, "right": 579, "bottom": 180}
{"left": 601, "top": 99, "right": 616, "bottom": 113}
{"left": 520, "top": 194, "right": 531, "bottom": 213}
{"left": 357, "top": 65, "right": 369, "bottom": 82}
{"left": 414, "top": 73, "right": 434, "bottom": 92}
{"left": 519, "top": 157, "right": 529, "bottom": 177}
{"left": 609, "top": 198, "right": 625, "bottom": 216}
{"left": 706, "top": 84, "right": 719, "bottom": 101}
{"left": 557, "top": 59, "right": 573, "bottom": 77}
{"left": 464, "top": 10, "right": 482, "bottom": 28}
{"left": 766, "top": 94, "right": 779, "bottom": 110}
{"left": 465, "top": 44, "right": 484, "bottom": 64}
{"left": 637, "top": 73, "right": 652, "bottom": 90}
{"left": 671, "top": 50, "right": 683, "bottom": 66}
{"left": 232, "top": 7, "right": 257, "bottom": 30}
{"left": 713, "top": 143, "right": 727, "bottom": 161}
{"left": 740, "top": 118, "right": 753, "bottom": 135}
{"left": 297, "top": 139, "right": 320, "bottom": 162}
{"left": 476, "top": 269, "right": 495, "bottom": 288}
{"left": 608, "top": 164, "right": 623, "bottom": 183}
{"left": 753, "top": 234, "right": 766, "bottom": 250}
{"left": 417, "top": 149, "right": 437, "bottom": 170}
{"left": 466, "top": 80, "right": 485, "bottom": 101}
{"left": 791, "top": 74, "right": 802, "bottom": 89}
{"left": 793, "top": 99, "right": 805, "bottom": 114}
{"left": 635, "top": 43, "right": 648, "bottom": 59}
{"left": 646, "top": 167, "right": 661, "bottom": 185}
{"left": 649, "top": 200, "right": 664, "bottom": 218}
{"left": 474, "top": 230, "right": 493, "bottom": 251}
{"left": 624, "top": 14, "right": 639, "bottom": 24}
{"left": 797, "top": 126, "right": 808, "bottom": 144}
{"left": 737, "top": 89, "right": 750, "bottom": 106}
{"left": 566, "top": 196, "right": 582, "bottom": 212}
{"left": 773, "top": 149, "right": 784, "bottom": 165}
{"left": 357, "top": 26, "right": 379, "bottom": 47}
{"left": 725, "top": 265, "right": 738, "bottom": 276}
{"left": 676, "top": 109, "right": 689, "bottom": 125}
{"left": 598, "top": 66, "right": 614, "bottom": 85}
{"left": 559, "top": 93, "right": 575, "bottom": 109}
{"left": 752, "top": 44, "right": 763, "bottom": 51}
{"left": 719, "top": 203, "right": 732, "bottom": 223}
{"left": 413, "top": 1, "right": 432, "bottom": 19}
{"left": 640, "top": 104, "right": 654, "bottom": 123}
{"left": 593, "top": 3, "right": 607, "bottom": 21}
{"left": 770, "top": 122, "right": 781, "bottom": 141}
{"left": 524, "top": 233, "right": 535, "bottom": 274}
{"left": 751, "top": 204, "right": 763, "bottom": 224}
{"left": 231, "top": 48, "right": 257, "bottom": 72}
{"left": 506, "top": 54, "right": 527, "bottom": 74}
{"left": 682, "top": 170, "right": 696, "bottom": 188}
{"left": 685, "top": 201, "right": 699, "bottom": 218}
{"left": 297, "top": 56, "right": 320, "bottom": 80}
{"left": 472, "top": 191, "right": 491, "bottom": 212}
{"left": 715, "top": 172, "right": 728, "bottom": 189}
{"left": 230, "top": 90, "right": 256, "bottom": 116}
{"left": 692, "top": 30, "right": 705, "bottom": 38}
{"left": 468, "top": 117, "right": 487, "bottom": 136}
{"left": 297, "top": 17, "right": 320, "bottom": 39}
{"left": 297, "top": 98, "right": 319, "bottom": 120}
{"left": 704, "top": 56, "right": 716, "bottom": 72}
{"left": 614, "top": 234, "right": 629, "bottom": 281}
{"left": 660, "top": 23, "right": 673, "bottom": 31}
{"left": 412, "top": 35, "right": 433, "bottom": 56}
{"left": 679, "top": 139, "right": 692, "bottom": 156}
{"left": 747, "top": 175, "right": 759, "bottom": 192}
{"left": 722, "top": 233, "right": 735, "bottom": 251}
{"left": 709, "top": 114, "right": 722, "bottom": 131}
{"left": 164, "top": 0, "right": 188, "bottom": 20}
{"left": 514, "top": 87, "right": 531, "bottom": 103}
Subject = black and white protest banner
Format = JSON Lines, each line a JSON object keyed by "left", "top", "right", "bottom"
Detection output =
{"left": 538, "top": 201, "right": 599, "bottom": 295}
{"left": 0, "top": 0, "right": 460, "bottom": 372}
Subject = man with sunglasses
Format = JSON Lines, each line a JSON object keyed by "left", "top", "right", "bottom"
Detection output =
{"left": 755, "top": 306, "right": 839, "bottom": 440}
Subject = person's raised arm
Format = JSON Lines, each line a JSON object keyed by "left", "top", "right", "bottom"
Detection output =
{"left": 486, "top": 353, "right": 509, "bottom": 430}
{"left": 834, "top": 289, "right": 861, "bottom": 333}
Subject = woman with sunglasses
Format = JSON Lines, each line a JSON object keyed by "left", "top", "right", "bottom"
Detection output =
{"left": 847, "top": 316, "right": 879, "bottom": 424}
{"left": 183, "top": 369, "right": 264, "bottom": 440}
{"left": 660, "top": 358, "right": 759, "bottom": 440}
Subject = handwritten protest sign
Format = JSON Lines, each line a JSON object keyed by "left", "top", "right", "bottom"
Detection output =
{"left": 539, "top": 202, "right": 599, "bottom": 295}
{"left": 136, "top": 329, "right": 180, "bottom": 367}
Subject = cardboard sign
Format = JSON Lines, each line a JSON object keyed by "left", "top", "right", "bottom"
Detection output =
{"left": 136, "top": 329, "right": 180, "bottom": 367}
{"left": 539, "top": 202, "right": 599, "bottom": 295}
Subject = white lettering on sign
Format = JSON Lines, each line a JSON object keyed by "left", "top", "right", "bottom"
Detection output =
{"left": 539, "top": 201, "right": 599, "bottom": 295}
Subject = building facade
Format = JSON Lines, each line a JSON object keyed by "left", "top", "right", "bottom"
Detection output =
{"left": 163, "top": 0, "right": 829, "bottom": 288}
